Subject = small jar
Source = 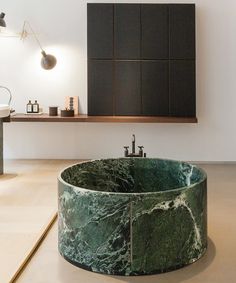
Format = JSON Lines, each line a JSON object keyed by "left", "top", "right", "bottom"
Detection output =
{"left": 49, "top": 106, "right": 58, "bottom": 116}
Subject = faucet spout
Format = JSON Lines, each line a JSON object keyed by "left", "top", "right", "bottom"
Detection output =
{"left": 132, "top": 134, "right": 135, "bottom": 154}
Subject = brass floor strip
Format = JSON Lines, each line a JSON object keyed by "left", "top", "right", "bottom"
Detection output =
{"left": 11, "top": 213, "right": 58, "bottom": 283}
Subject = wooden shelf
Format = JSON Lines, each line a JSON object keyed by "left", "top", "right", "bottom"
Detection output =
{"left": 10, "top": 113, "right": 198, "bottom": 123}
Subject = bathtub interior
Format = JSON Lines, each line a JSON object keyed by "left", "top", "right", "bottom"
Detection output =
{"left": 61, "top": 158, "right": 205, "bottom": 194}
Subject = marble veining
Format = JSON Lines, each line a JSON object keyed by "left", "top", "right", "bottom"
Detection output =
{"left": 58, "top": 158, "right": 207, "bottom": 275}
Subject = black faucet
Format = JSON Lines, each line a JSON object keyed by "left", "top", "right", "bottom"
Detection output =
{"left": 124, "top": 134, "right": 146, "bottom": 157}
{"left": 132, "top": 134, "right": 136, "bottom": 155}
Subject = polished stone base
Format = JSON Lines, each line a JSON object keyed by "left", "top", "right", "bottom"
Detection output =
{"left": 58, "top": 158, "right": 207, "bottom": 276}
{"left": 61, "top": 248, "right": 207, "bottom": 276}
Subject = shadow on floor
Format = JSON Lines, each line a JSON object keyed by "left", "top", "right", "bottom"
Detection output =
{"left": 0, "top": 173, "right": 18, "bottom": 181}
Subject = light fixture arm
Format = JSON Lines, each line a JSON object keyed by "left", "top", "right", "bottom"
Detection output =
{"left": 21, "top": 21, "right": 44, "bottom": 51}
{"left": 0, "top": 86, "right": 12, "bottom": 105}
{"left": 0, "top": 16, "right": 57, "bottom": 70}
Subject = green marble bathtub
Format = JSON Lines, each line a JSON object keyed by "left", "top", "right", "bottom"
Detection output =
{"left": 58, "top": 158, "right": 207, "bottom": 276}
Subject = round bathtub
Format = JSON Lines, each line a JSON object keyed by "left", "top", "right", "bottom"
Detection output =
{"left": 58, "top": 158, "right": 207, "bottom": 276}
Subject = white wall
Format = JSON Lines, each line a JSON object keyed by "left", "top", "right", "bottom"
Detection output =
{"left": 1, "top": 0, "right": 236, "bottom": 161}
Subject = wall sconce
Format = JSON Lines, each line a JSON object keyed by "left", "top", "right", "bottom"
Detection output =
{"left": 20, "top": 21, "right": 57, "bottom": 70}
{"left": 0, "top": 12, "right": 57, "bottom": 70}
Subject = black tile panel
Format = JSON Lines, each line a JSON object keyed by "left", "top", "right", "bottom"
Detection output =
{"left": 115, "top": 61, "right": 141, "bottom": 115}
{"left": 141, "top": 4, "right": 169, "bottom": 59}
{"left": 114, "top": 4, "right": 141, "bottom": 59}
{"left": 87, "top": 4, "right": 113, "bottom": 59}
{"left": 169, "top": 4, "right": 195, "bottom": 59}
{"left": 142, "top": 61, "right": 169, "bottom": 116}
{"left": 169, "top": 60, "right": 196, "bottom": 117}
{"left": 88, "top": 60, "right": 113, "bottom": 115}
{"left": 87, "top": 4, "right": 196, "bottom": 117}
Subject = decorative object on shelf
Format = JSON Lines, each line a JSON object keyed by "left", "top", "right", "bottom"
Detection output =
{"left": 65, "top": 96, "right": 79, "bottom": 115}
{"left": 26, "top": 100, "right": 33, "bottom": 113}
{"left": 61, "top": 109, "right": 74, "bottom": 117}
{"left": 26, "top": 100, "right": 41, "bottom": 114}
{"left": 32, "top": 100, "right": 39, "bottom": 113}
{"left": 0, "top": 12, "right": 6, "bottom": 28}
{"left": 0, "top": 13, "right": 57, "bottom": 70}
{"left": 49, "top": 106, "right": 58, "bottom": 116}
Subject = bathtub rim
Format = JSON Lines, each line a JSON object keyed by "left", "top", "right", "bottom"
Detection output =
{"left": 58, "top": 157, "right": 207, "bottom": 196}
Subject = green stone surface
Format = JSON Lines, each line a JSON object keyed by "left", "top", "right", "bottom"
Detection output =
{"left": 58, "top": 158, "right": 207, "bottom": 275}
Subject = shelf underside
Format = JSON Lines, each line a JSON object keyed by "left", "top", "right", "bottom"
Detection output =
{"left": 10, "top": 114, "right": 198, "bottom": 123}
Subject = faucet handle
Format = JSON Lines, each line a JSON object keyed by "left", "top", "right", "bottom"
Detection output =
{"left": 124, "top": 146, "right": 129, "bottom": 157}
{"left": 138, "top": 146, "right": 144, "bottom": 157}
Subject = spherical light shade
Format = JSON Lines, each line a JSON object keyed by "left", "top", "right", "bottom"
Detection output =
{"left": 0, "top": 12, "right": 6, "bottom": 27}
{"left": 41, "top": 51, "right": 57, "bottom": 70}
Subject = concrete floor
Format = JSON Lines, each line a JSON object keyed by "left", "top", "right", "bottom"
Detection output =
{"left": 10, "top": 162, "right": 236, "bottom": 282}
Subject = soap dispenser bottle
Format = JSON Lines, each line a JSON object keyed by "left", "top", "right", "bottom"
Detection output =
{"left": 33, "top": 100, "right": 39, "bottom": 113}
{"left": 26, "top": 100, "right": 33, "bottom": 113}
